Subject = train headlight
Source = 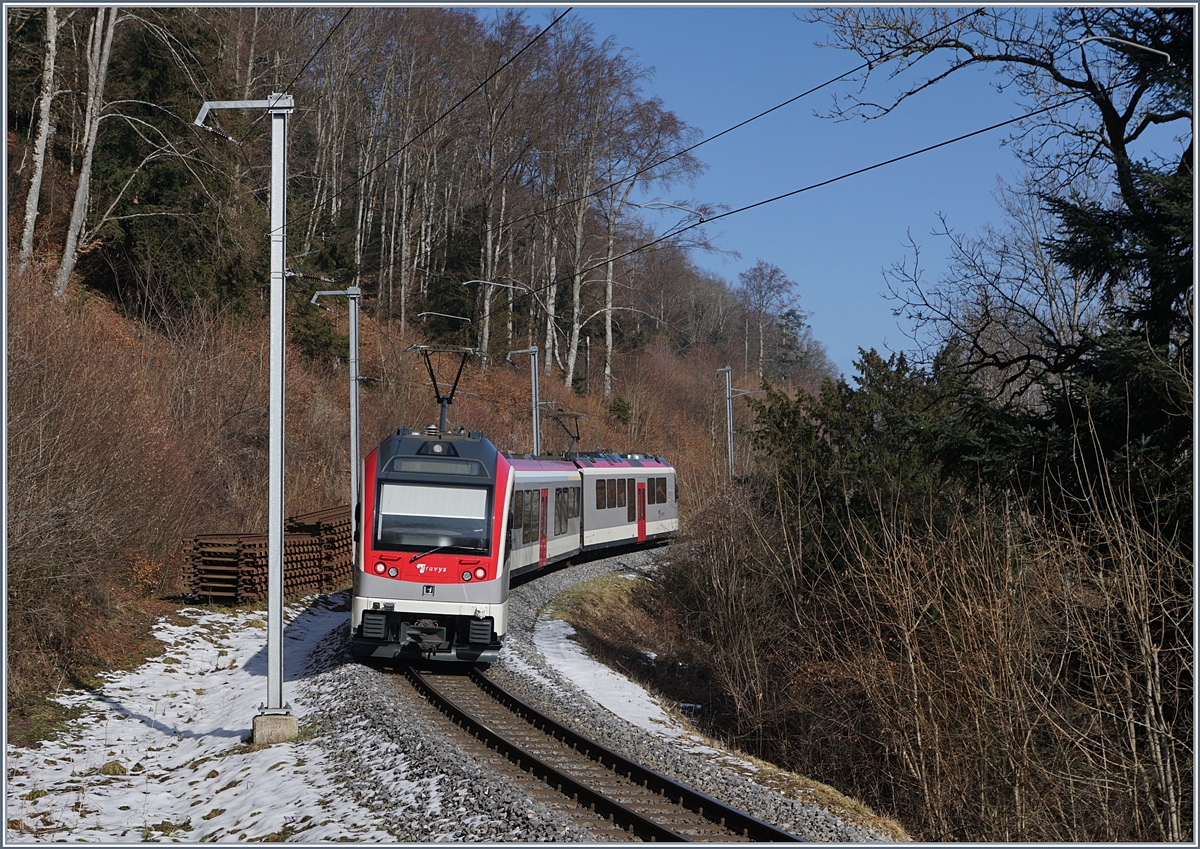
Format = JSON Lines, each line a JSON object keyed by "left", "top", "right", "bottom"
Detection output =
{"left": 373, "top": 562, "right": 386, "bottom": 575}
{"left": 387, "top": 566, "right": 398, "bottom": 577}
{"left": 461, "top": 570, "right": 472, "bottom": 581}
{"left": 473, "top": 566, "right": 487, "bottom": 580}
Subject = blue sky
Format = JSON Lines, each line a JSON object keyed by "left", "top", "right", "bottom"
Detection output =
{"left": 562, "top": 5, "right": 1032, "bottom": 378}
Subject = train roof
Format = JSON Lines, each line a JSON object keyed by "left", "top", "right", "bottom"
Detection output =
{"left": 501, "top": 451, "right": 673, "bottom": 471}
{"left": 504, "top": 455, "right": 579, "bottom": 471}
{"left": 570, "top": 452, "right": 673, "bottom": 469}
{"left": 378, "top": 426, "right": 498, "bottom": 470}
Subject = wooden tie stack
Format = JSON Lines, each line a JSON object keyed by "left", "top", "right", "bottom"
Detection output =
{"left": 285, "top": 506, "right": 354, "bottom": 591}
{"left": 184, "top": 505, "right": 353, "bottom": 604}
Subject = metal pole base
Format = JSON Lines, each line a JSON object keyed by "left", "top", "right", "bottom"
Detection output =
{"left": 252, "top": 706, "right": 298, "bottom": 744}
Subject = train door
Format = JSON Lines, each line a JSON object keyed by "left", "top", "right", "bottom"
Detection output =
{"left": 636, "top": 481, "right": 647, "bottom": 542}
{"left": 539, "top": 488, "right": 549, "bottom": 567}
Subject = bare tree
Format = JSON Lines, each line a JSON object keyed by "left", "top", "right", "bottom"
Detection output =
{"left": 887, "top": 175, "right": 1107, "bottom": 407}
{"left": 737, "top": 260, "right": 798, "bottom": 379}
{"left": 53, "top": 6, "right": 118, "bottom": 297}
{"left": 18, "top": 7, "right": 68, "bottom": 276}
{"left": 595, "top": 97, "right": 702, "bottom": 396}
{"left": 808, "top": 7, "right": 1192, "bottom": 354}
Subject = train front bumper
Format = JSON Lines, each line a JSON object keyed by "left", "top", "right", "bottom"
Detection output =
{"left": 351, "top": 597, "right": 503, "bottom": 663}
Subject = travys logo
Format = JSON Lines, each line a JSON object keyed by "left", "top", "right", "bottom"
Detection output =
{"left": 414, "top": 563, "right": 447, "bottom": 574}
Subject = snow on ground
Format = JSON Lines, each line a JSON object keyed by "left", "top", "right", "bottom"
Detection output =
{"left": 533, "top": 616, "right": 758, "bottom": 771}
{"left": 4, "top": 591, "right": 753, "bottom": 843}
{"left": 4, "top": 596, "right": 395, "bottom": 843}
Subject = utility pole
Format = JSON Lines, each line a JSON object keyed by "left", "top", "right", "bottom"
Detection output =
{"left": 310, "top": 287, "right": 362, "bottom": 558}
{"left": 717, "top": 366, "right": 764, "bottom": 477}
{"left": 718, "top": 367, "right": 734, "bottom": 477}
{"left": 506, "top": 346, "right": 540, "bottom": 455}
{"left": 195, "top": 93, "right": 297, "bottom": 744}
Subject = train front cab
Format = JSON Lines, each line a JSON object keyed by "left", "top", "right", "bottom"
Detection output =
{"left": 351, "top": 429, "right": 512, "bottom": 663}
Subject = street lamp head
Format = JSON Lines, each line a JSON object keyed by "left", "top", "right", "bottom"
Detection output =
{"left": 463, "top": 279, "right": 527, "bottom": 291}
{"left": 1076, "top": 35, "right": 1173, "bottom": 64}
{"left": 636, "top": 201, "right": 706, "bottom": 223}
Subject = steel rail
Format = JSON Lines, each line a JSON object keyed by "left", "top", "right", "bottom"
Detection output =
{"left": 469, "top": 668, "right": 804, "bottom": 842}
{"left": 403, "top": 666, "right": 686, "bottom": 842}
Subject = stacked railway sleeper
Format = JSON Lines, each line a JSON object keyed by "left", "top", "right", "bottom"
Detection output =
{"left": 286, "top": 506, "right": 354, "bottom": 589}
{"left": 183, "top": 505, "right": 352, "bottom": 604}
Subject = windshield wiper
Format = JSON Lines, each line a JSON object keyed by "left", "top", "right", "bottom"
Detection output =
{"left": 408, "top": 529, "right": 486, "bottom": 562}
{"left": 410, "top": 545, "right": 448, "bottom": 562}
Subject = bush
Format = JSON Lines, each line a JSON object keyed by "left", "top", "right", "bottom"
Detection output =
{"left": 6, "top": 280, "right": 209, "bottom": 724}
{"left": 660, "top": 427, "right": 1192, "bottom": 842}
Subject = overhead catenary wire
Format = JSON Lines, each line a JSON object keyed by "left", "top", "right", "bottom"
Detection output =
{"left": 493, "top": 7, "right": 988, "bottom": 237}
{"left": 285, "top": 6, "right": 983, "bottom": 254}
{"left": 509, "top": 92, "right": 1094, "bottom": 309}
{"left": 320, "top": 7, "right": 573, "bottom": 214}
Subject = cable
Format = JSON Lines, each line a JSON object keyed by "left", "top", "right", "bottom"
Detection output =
{"left": 241, "top": 10, "right": 354, "bottom": 144}
{"left": 321, "top": 7, "right": 573, "bottom": 213}
{"left": 495, "top": 8, "right": 987, "bottom": 236}
{"left": 508, "top": 92, "right": 1093, "bottom": 308}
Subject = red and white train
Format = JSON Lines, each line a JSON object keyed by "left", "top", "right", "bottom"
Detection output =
{"left": 351, "top": 425, "right": 678, "bottom": 663}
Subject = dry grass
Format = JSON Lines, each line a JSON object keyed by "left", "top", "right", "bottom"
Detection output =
{"left": 546, "top": 571, "right": 911, "bottom": 841}
{"left": 655, "top": 474, "right": 1192, "bottom": 842}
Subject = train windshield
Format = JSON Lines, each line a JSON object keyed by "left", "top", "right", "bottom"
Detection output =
{"left": 375, "top": 483, "right": 491, "bottom": 553}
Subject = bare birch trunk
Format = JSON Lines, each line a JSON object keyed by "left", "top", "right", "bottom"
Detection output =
{"left": 53, "top": 6, "right": 117, "bottom": 297}
{"left": 19, "top": 7, "right": 58, "bottom": 276}
{"left": 543, "top": 226, "right": 559, "bottom": 376}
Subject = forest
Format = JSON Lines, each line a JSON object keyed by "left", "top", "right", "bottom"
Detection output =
{"left": 6, "top": 6, "right": 1192, "bottom": 843}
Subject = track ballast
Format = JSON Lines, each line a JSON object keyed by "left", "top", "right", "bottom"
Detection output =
{"left": 399, "top": 665, "right": 804, "bottom": 843}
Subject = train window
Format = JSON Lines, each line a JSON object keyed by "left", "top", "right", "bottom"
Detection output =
{"left": 657, "top": 477, "right": 667, "bottom": 504}
{"left": 393, "top": 457, "right": 481, "bottom": 475}
{"left": 513, "top": 490, "right": 524, "bottom": 529}
{"left": 616, "top": 478, "right": 627, "bottom": 508}
{"left": 647, "top": 479, "right": 656, "bottom": 505}
{"left": 606, "top": 478, "right": 617, "bottom": 508}
{"left": 375, "top": 483, "right": 490, "bottom": 553}
{"left": 573, "top": 487, "right": 580, "bottom": 518}
{"left": 596, "top": 479, "right": 606, "bottom": 510}
{"left": 627, "top": 479, "right": 636, "bottom": 522}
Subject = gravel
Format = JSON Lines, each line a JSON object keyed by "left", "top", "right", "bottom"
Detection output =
{"left": 298, "top": 550, "right": 895, "bottom": 842}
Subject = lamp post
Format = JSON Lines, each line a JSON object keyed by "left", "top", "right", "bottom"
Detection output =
{"left": 506, "top": 346, "right": 540, "bottom": 455}
{"left": 717, "top": 366, "right": 765, "bottom": 478}
{"left": 310, "top": 287, "right": 362, "bottom": 559}
{"left": 195, "top": 93, "right": 296, "bottom": 744}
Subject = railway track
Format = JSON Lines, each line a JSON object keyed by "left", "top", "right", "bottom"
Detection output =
{"left": 399, "top": 665, "right": 804, "bottom": 843}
